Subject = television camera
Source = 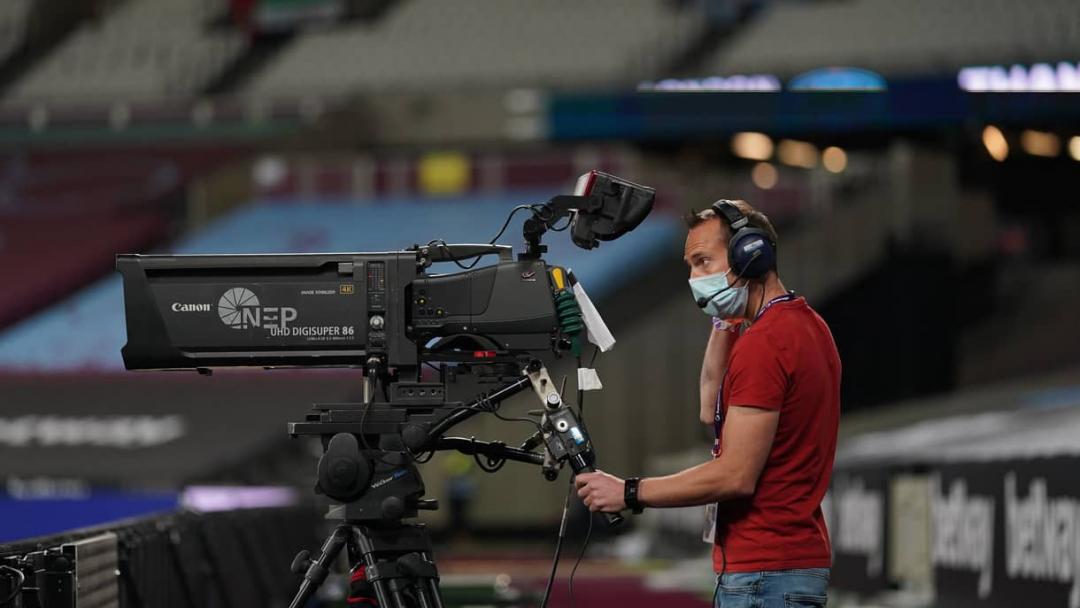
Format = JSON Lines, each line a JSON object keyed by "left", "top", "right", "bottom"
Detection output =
{"left": 116, "top": 171, "right": 656, "bottom": 608}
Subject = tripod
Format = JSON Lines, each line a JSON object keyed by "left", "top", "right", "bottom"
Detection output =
{"left": 286, "top": 360, "right": 622, "bottom": 608}
{"left": 289, "top": 493, "right": 443, "bottom": 608}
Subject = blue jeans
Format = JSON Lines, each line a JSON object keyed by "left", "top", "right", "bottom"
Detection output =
{"left": 713, "top": 568, "right": 830, "bottom": 608}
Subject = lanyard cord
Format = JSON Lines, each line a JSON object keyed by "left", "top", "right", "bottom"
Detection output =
{"left": 753, "top": 291, "right": 796, "bottom": 323}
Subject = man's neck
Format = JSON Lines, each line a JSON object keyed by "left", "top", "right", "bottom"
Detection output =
{"left": 746, "top": 276, "right": 789, "bottom": 321}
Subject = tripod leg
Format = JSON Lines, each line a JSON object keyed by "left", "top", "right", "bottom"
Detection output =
{"left": 423, "top": 572, "right": 445, "bottom": 608}
{"left": 289, "top": 525, "right": 350, "bottom": 608}
{"left": 405, "top": 551, "right": 443, "bottom": 608}
{"left": 353, "top": 552, "right": 426, "bottom": 608}
{"left": 415, "top": 579, "right": 443, "bottom": 608}
{"left": 350, "top": 538, "right": 398, "bottom": 608}
{"left": 348, "top": 525, "right": 445, "bottom": 608}
{"left": 368, "top": 573, "right": 395, "bottom": 607}
{"left": 366, "top": 575, "right": 409, "bottom": 608}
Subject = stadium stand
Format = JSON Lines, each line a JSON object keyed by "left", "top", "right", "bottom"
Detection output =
{"left": 247, "top": 148, "right": 635, "bottom": 199}
{"left": 0, "top": 143, "right": 253, "bottom": 330}
{"left": 6, "top": 0, "right": 246, "bottom": 104}
{"left": 0, "top": 213, "right": 167, "bottom": 332}
{"left": 0, "top": 0, "right": 33, "bottom": 66}
{"left": 2, "top": 144, "right": 249, "bottom": 214}
{"left": 246, "top": 0, "right": 704, "bottom": 95}
{"left": 705, "top": 0, "right": 1080, "bottom": 76}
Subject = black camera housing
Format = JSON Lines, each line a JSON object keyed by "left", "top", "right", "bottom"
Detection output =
{"left": 116, "top": 252, "right": 559, "bottom": 371}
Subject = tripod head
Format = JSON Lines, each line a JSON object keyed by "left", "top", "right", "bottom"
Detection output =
{"left": 288, "top": 358, "right": 621, "bottom": 527}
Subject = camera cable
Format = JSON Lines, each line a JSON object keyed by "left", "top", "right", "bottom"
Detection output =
{"left": 427, "top": 203, "right": 543, "bottom": 270}
{"left": 567, "top": 351, "right": 594, "bottom": 608}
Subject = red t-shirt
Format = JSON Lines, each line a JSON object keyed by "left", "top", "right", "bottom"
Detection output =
{"left": 713, "top": 296, "right": 840, "bottom": 573}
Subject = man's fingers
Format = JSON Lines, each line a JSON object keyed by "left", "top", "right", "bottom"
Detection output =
{"left": 577, "top": 485, "right": 589, "bottom": 499}
{"left": 574, "top": 474, "right": 592, "bottom": 489}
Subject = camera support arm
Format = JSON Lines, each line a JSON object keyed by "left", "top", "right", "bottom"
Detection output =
{"left": 521, "top": 195, "right": 590, "bottom": 260}
{"left": 405, "top": 360, "right": 623, "bottom": 526}
{"left": 415, "top": 373, "right": 534, "bottom": 447}
{"left": 433, "top": 437, "right": 544, "bottom": 466}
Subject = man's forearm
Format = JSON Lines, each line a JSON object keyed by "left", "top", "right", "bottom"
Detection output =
{"left": 576, "top": 406, "right": 777, "bottom": 514}
{"left": 637, "top": 458, "right": 751, "bottom": 508}
{"left": 640, "top": 405, "right": 778, "bottom": 509}
{"left": 700, "top": 327, "right": 736, "bottom": 425}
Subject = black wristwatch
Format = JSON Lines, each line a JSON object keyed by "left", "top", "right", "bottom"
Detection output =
{"left": 624, "top": 477, "right": 645, "bottom": 514}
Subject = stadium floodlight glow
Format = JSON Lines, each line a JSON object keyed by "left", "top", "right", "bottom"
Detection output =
{"left": 752, "top": 162, "right": 778, "bottom": 190}
{"left": 822, "top": 147, "right": 847, "bottom": 173}
{"left": 982, "top": 126, "right": 1009, "bottom": 162}
{"left": 732, "top": 132, "right": 774, "bottom": 161}
{"left": 1070, "top": 137, "right": 1080, "bottom": 162}
{"left": 1020, "top": 130, "right": 1061, "bottom": 158}
{"left": 777, "top": 140, "right": 819, "bottom": 169}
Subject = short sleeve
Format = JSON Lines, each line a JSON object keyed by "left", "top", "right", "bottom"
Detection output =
{"left": 725, "top": 333, "right": 787, "bottom": 410}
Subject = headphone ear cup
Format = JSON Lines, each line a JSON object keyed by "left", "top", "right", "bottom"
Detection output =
{"left": 728, "top": 228, "right": 776, "bottom": 279}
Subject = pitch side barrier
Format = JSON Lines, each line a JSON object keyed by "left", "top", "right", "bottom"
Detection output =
{"left": 0, "top": 506, "right": 321, "bottom": 608}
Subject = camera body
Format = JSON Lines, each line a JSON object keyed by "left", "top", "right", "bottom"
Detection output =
{"left": 116, "top": 251, "right": 562, "bottom": 371}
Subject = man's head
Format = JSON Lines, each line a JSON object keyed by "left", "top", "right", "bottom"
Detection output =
{"left": 683, "top": 200, "right": 779, "bottom": 282}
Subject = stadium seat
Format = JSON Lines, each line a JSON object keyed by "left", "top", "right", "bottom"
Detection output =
{"left": 6, "top": 0, "right": 246, "bottom": 104}
{"left": 0, "top": 0, "right": 32, "bottom": 64}
{"left": 704, "top": 0, "right": 1080, "bottom": 76}
{"left": 246, "top": 0, "right": 704, "bottom": 95}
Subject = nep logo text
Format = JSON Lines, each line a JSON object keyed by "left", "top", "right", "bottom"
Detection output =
{"left": 217, "top": 287, "right": 298, "bottom": 330}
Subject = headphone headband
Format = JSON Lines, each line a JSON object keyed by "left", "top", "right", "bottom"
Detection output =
{"left": 707, "top": 199, "right": 777, "bottom": 280}
{"left": 711, "top": 200, "right": 749, "bottom": 231}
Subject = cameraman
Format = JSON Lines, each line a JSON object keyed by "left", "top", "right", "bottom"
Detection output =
{"left": 575, "top": 200, "right": 841, "bottom": 608}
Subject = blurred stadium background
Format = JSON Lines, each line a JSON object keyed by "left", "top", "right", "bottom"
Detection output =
{"left": 2, "top": 0, "right": 1080, "bottom": 606}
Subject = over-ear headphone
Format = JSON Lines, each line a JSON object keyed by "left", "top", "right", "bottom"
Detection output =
{"left": 710, "top": 200, "right": 777, "bottom": 280}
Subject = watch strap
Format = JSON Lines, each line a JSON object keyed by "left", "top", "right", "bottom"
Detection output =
{"left": 624, "top": 477, "right": 645, "bottom": 514}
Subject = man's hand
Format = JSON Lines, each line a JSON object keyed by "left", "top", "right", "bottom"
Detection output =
{"left": 574, "top": 471, "right": 627, "bottom": 513}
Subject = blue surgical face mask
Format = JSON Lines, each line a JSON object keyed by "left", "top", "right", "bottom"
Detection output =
{"left": 689, "top": 269, "right": 748, "bottom": 319}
